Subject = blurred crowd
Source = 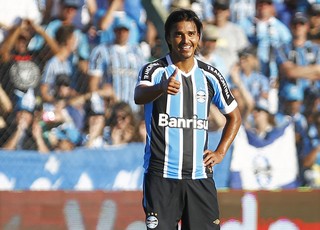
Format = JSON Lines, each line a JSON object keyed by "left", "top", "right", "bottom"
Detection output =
{"left": 0, "top": 0, "right": 319, "bottom": 188}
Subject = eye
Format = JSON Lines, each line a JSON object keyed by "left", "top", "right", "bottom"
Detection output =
{"left": 174, "top": 32, "right": 183, "bottom": 38}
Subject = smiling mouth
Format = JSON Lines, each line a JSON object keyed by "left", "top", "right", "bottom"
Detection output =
{"left": 179, "top": 45, "right": 192, "bottom": 52}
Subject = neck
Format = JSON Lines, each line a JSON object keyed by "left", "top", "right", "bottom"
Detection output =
{"left": 215, "top": 19, "right": 227, "bottom": 27}
{"left": 56, "top": 49, "right": 70, "bottom": 61}
{"left": 242, "top": 67, "right": 252, "bottom": 76}
{"left": 293, "top": 36, "right": 307, "bottom": 47}
{"left": 170, "top": 54, "right": 195, "bottom": 73}
{"left": 175, "top": 60, "right": 194, "bottom": 73}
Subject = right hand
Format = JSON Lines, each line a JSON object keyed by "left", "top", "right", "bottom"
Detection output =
{"left": 162, "top": 69, "right": 180, "bottom": 95}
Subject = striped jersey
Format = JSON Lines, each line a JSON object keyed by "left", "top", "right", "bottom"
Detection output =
{"left": 136, "top": 54, "right": 238, "bottom": 179}
{"left": 42, "top": 56, "right": 73, "bottom": 96}
{"left": 276, "top": 40, "right": 320, "bottom": 94}
{"left": 88, "top": 43, "right": 146, "bottom": 112}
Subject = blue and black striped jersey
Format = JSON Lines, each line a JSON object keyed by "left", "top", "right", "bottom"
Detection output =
{"left": 136, "top": 54, "right": 238, "bottom": 179}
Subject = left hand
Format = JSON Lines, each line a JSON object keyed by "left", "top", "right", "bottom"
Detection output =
{"left": 203, "top": 149, "right": 224, "bottom": 169}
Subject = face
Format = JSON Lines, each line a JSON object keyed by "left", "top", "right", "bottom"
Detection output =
{"left": 201, "top": 39, "right": 217, "bottom": 55}
{"left": 57, "top": 85, "right": 71, "bottom": 98}
{"left": 15, "top": 37, "right": 28, "bottom": 54}
{"left": 256, "top": 1, "right": 274, "bottom": 19}
{"left": 62, "top": 6, "right": 78, "bottom": 23}
{"left": 253, "top": 108, "right": 269, "bottom": 122}
{"left": 115, "top": 110, "right": 132, "bottom": 129}
{"left": 284, "top": 100, "right": 302, "bottom": 115}
{"left": 239, "top": 54, "right": 256, "bottom": 70}
{"left": 114, "top": 27, "right": 130, "bottom": 45}
{"left": 291, "top": 22, "right": 309, "bottom": 37}
{"left": 310, "top": 13, "right": 320, "bottom": 27}
{"left": 166, "top": 20, "right": 200, "bottom": 62}
{"left": 214, "top": 7, "right": 230, "bottom": 22}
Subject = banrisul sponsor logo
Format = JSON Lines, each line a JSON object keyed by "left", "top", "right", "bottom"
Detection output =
{"left": 158, "top": 113, "right": 208, "bottom": 130}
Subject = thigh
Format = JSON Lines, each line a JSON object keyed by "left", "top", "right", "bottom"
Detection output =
{"left": 181, "top": 178, "right": 220, "bottom": 230}
{"left": 143, "top": 174, "right": 183, "bottom": 230}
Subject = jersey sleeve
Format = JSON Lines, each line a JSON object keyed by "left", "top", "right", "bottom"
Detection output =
{"left": 201, "top": 63, "right": 238, "bottom": 114}
{"left": 88, "top": 45, "right": 106, "bottom": 77}
{"left": 136, "top": 59, "right": 166, "bottom": 87}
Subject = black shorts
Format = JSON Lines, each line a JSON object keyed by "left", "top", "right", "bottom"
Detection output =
{"left": 142, "top": 173, "right": 220, "bottom": 230}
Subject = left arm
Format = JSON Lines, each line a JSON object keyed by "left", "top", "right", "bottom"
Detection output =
{"left": 203, "top": 107, "right": 242, "bottom": 168}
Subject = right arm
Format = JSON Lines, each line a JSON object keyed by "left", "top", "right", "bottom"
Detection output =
{"left": 0, "top": 84, "right": 13, "bottom": 113}
{"left": 0, "top": 23, "right": 22, "bottom": 62}
{"left": 134, "top": 69, "right": 180, "bottom": 105}
{"left": 29, "top": 20, "right": 60, "bottom": 55}
{"left": 279, "top": 61, "right": 320, "bottom": 81}
{"left": 99, "top": 0, "right": 123, "bottom": 30}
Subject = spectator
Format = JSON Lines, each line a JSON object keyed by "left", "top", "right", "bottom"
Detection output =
{"left": 228, "top": 46, "right": 270, "bottom": 121}
{"left": 88, "top": 16, "right": 147, "bottom": 114}
{"left": 40, "top": 25, "right": 78, "bottom": 104}
{"left": 41, "top": 73, "right": 84, "bottom": 131}
{"left": 239, "top": 0, "right": 292, "bottom": 82}
{"left": 303, "top": 87, "right": 320, "bottom": 124}
{"left": 307, "top": 3, "right": 320, "bottom": 44}
{"left": 104, "top": 101, "right": 136, "bottom": 145}
{"left": 0, "top": 20, "right": 59, "bottom": 149}
{"left": 1, "top": 88, "right": 49, "bottom": 152}
{"left": 275, "top": 84, "right": 309, "bottom": 184}
{"left": 276, "top": 12, "right": 320, "bottom": 108}
{"left": 197, "top": 24, "right": 228, "bottom": 77}
{"left": 239, "top": 0, "right": 293, "bottom": 114}
{"left": 83, "top": 112, "right": 106, "bottom": 148}
{"left": 248, "top": 98, "right": 277, "bottom": 138}
{"left": 28, "top": 0, "right": 90, "bottom": 76}
{"left": 211, "top": 0, "right": 249, "bottom": 75}
{"left": 0, "top": 19, "right": 59, "bottom": 101}
{"left": 79, "top": 90, "right": 106, "bottom": 149}
{"left": 302, "top": 111, "right": 320, "bottom": 188}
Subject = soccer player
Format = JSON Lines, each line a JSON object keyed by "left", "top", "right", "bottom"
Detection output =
{"left": 134, "top": 9, "right": 241, "bottom": 230}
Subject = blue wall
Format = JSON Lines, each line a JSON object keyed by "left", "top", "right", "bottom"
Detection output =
{"left": 0, "top": 131, "right": 232, "bottom": 190}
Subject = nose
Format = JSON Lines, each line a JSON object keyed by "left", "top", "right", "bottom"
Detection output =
{"left": 181, "top": 34, "right": 189, "bottom": 43}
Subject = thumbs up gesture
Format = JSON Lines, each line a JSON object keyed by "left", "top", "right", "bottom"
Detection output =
{"left": 162, "top": 69, "right": 180, "bottom": 95}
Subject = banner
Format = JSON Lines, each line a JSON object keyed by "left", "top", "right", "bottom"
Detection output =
{"left": 0, "top": 131, "right": 232, "bottom": 191}
{"left": 230, "top": 123, "right": 299, "bottom": 190}
{"left": 0, "top": 143, "right": 145, "bottom": 191}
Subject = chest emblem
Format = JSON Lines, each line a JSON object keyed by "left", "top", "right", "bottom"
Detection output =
{"left": 196, "top": 90, "right": 206, "bottom": 103}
